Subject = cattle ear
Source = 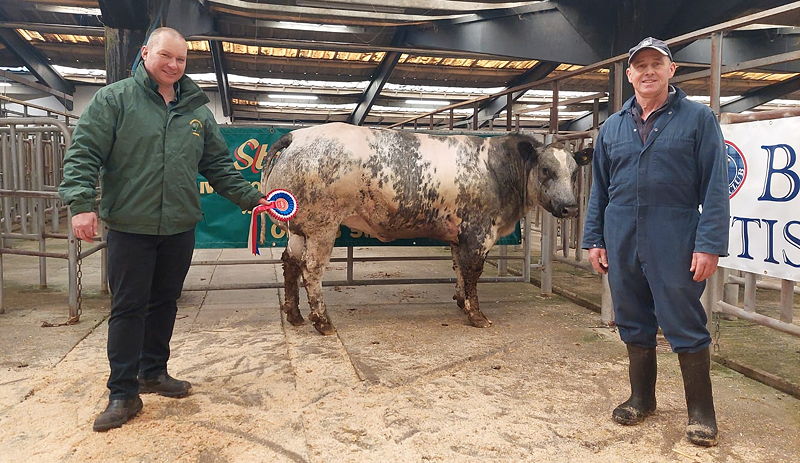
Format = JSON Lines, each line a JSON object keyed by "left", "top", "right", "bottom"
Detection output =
{"left": 574, "top": 147, "right": 593, "bottom": 166}
{"left": 518, "top": 141, "right": 538, "bottom": 163}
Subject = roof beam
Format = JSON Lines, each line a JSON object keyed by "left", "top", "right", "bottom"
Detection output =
{"left": 348, "top": 50, "right": 401, "bottom": 125}
{"left": 451, "top": 61, "right": 560, "bottom": 128}
{"left": 721, "top": 75, "right": 800, "bottom": 114}
{"left": 0, "top": 28, "right": 74, "bottom": 110}
{"left": 402, "top": 6, "right": 605, "bottom": 64}
{"left": 673, "top": 32, "right": 800, "bottom": 74}
{"left": 210, "top": 40, "right": 233, "bottom": 120}
{"left": 559, "top": 102, "right": 609, "bottom": 132}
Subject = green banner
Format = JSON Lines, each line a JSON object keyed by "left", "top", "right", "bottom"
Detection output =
{"left": 196, "top": 126, "right": 521, "bottom": 248}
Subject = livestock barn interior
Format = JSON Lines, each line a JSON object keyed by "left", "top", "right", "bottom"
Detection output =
{"left": 0, "top": 1, "right": 799, "bottom": 461}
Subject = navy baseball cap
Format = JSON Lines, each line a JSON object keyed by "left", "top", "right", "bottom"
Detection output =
{"left": 628, "top": 37, "right": 673, "bottom": 63}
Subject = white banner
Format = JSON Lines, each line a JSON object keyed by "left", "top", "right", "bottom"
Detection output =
{"left": 719, "top": 116, "right": 800, "bottom": 282}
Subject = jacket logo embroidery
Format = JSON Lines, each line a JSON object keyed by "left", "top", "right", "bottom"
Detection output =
{"left": 189, "top": 119, "right": 203, "bottom": 137}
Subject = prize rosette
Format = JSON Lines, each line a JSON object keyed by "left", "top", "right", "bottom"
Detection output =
{"left": 248, "top": 189, "right": 298, "bottom": 255}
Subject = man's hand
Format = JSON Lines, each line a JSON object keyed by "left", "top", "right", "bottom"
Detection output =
{"left": 71, "top": 212, "right": 98, "bottom": 243}
{"left": 588, "top": 247, "right": 609, "bottom": 274}
{"left": 257, "top": 197, "right": 270, "bottom": 207}
{"left": 690, "top": 252, "right": 719, "bottom": 282}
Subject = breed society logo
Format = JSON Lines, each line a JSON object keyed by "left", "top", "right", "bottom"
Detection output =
{"left": 725, "top": 140, "right": 747, "bottom": 199}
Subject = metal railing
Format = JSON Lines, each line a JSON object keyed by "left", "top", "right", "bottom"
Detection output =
{"left": 0, "top": 117, "right": 106, "bottom": 321}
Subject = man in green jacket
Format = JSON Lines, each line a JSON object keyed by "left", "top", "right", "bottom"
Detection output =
{"left": 59, "top": 27, "right": 268, "bottom": 432}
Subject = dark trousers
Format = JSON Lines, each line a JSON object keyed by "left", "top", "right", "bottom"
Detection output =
{"left": 105, "top": 229, "right": 195, "bottom": 399}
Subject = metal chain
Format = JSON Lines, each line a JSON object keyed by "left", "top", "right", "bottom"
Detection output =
{"left": 712, "top": 311, "right": 721, "bottom": 353}
{"left": 71, "top": 239, "right": 83, "bottom": 324}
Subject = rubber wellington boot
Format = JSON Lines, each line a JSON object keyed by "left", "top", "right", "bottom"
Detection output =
{"left": 678, "top": 347, "right": 718, "bottom": 447}
{"left": 612, "top": 344, "right": 657, "bottom": 425}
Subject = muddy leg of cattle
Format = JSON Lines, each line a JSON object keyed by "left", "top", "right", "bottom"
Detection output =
{"left": 450, "top": 243, "right": 492, "bottom": 328}
{"left": 281, "top": 233, "right": 306, "bottom": 325}
{"left": 301, "top": 228, "right": 339, "bottom": 335}
{"left": 450, "top": 244, "right": 466, "bottom": 311}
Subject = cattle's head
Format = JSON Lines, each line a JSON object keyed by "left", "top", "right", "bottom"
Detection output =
{"left": 516, "top": 138, "right": 593, "bottom": 219}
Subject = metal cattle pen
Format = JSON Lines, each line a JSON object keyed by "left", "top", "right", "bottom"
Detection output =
{"left": 0, "top": 116, "right": 107, "bottom": 321}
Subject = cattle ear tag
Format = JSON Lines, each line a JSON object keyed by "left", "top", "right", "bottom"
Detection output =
{"left": 574, "top": 147, "right": 593, "bottom": 166}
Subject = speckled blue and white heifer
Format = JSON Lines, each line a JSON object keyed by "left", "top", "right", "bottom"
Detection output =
{"left": 262, "top": 122, "right": 592, "bottom": 335}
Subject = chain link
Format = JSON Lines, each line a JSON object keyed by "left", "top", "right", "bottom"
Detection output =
{"left": 67, "top": 238, "right": 83, "bottom": 325}
{"left": 712, "top": 311, "right": 721, "bottom": 353}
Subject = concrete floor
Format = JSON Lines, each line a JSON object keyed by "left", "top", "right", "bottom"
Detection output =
{"left": 0, "top": 244, "right": 799, "bottom": 462}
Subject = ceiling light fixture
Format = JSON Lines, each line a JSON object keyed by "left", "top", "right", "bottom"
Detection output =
{"left": 267, "top": 94, "right": 319, "bottom": 100}
{"left": 405, "top": 99, "right": 450, "bottom": 106}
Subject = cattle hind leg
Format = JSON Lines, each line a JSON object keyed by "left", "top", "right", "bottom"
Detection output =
{"left": 451, "top": 243, "right": 492, "bottom": 328}
{"left": 281, "top": 234, "right": 306, "bottom": 326}
{"left": 301, "top": 229, "right": 339, "bottom": 335}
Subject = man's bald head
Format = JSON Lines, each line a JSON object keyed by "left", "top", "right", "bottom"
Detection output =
{"left": 146, "top": 27, "right": 186, "bottom": 49}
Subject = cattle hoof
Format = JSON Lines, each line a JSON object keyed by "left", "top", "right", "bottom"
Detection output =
{"left": 285, "top": 313, "right": 305, "bottom": 326}
{"left": 468, "top": 312, "right": 492, "bottom": 328}
{"left": 313, "top": 321, "right": 336, "bottom": 336}
{"left": 282, "top": 306, "right": 305, "bottom": 326}
{"left": 309, "top": 313, "right": 336, "bottom": 335}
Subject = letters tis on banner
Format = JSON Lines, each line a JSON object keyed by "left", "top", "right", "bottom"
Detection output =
{"left": 719, "top": 116, "right": 800, "bottom": 282}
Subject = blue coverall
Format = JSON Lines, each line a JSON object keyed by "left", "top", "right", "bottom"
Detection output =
{"left": 582, "top": 87, "right": 730, "bottom": 353}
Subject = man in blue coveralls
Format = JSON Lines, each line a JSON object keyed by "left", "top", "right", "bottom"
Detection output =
{"left": 582, "top": 37, "right": 729, "bottom": 447}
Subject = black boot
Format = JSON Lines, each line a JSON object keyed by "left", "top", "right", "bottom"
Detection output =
{"left": 93, "top": 396, "right": 143, "bottom": 432}
{"left": 678, "top": 348, "right": 718, "bottom": 447}
{"left": 612, "top": 344, "right": 657, "bottom": 425}
{"left": 138, "top": 373, "right": 192, "bottom": 398}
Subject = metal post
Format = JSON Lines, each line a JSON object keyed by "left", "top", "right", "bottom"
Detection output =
{"left": 523, "top": 211, "right": 531, "bottom": 282}
{"left": 0, "top": 250, "right": 4, "bottom": 314}
{"left": 780, "top": 279, "right": 794, "bottom": 323}
{"left": 709, "top": 32, "right": 723, "bottom": 115}
{"left": 744, "top": 272, "right": 757, "bottom": 312}
{"left": 34, "top": 135, "right": 47, "bottom": 288}
{"left": 601, "top": 274, "right": 614, "bottom": 325}
{"left": 549, "top": 81, "right": 559, "bottom": 133}
{"left": 449, "top": 108, "right": 453, "bottom": 130}
{"left": 346, "top": 246, "right": 354, "bottom": 284}
{"left": 506, "top": 93, "right": 513, "bottom": 131}
{"left": 498, "top": 245, "right": 508, "bottom": 276}
{"left": 723, "top": 270, "right": 739, "bottom": 305}
{"left": 472, "top": 103, "right": 479, "bottom": 130}
{"left": 613, "top": 61, "right": 623, "bottom": 112}
{"left": 540, "top": 212, "right": 554, "bottom": 295}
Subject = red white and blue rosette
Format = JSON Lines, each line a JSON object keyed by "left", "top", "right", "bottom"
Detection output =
{"left": 248, "top": 189, "right": 298, "bottom": 255}
{"left": 264, "top": 189, "right": 297, "bottom": 222}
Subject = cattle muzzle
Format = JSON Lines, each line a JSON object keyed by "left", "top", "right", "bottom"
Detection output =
{"left": 553, "top": 202, "right": 579, "bottom": 219}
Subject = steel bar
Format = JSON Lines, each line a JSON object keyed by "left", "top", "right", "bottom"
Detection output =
{"left": 728, "top": 274, "right": 800, "bottom": 295}
{"left": 743, "top": 273, "right": 758, "bottom": 312}
{"left": 715, "top": 301, "right": 800, "bottom": 337}
{"left": 709, "top": 32, "right": 722, "bottom": 115}
{"left": 190, "top": 254, "right": 524, "bottom": 266}
{"left": 183, "top": 275, "right": 526, "bottom": 292}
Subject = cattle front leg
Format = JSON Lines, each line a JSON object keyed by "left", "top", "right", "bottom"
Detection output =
{"left": 451, "top": 243, "right": 491, "bottom": 328}
{"left": 301, "top": 230, "right": 338, "bottom": 335}
{"left": 281, "top": 234, "right": 305, "bottom": 326}
{"left": 450, "top": 244, "right": 466, "bottom": 310}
